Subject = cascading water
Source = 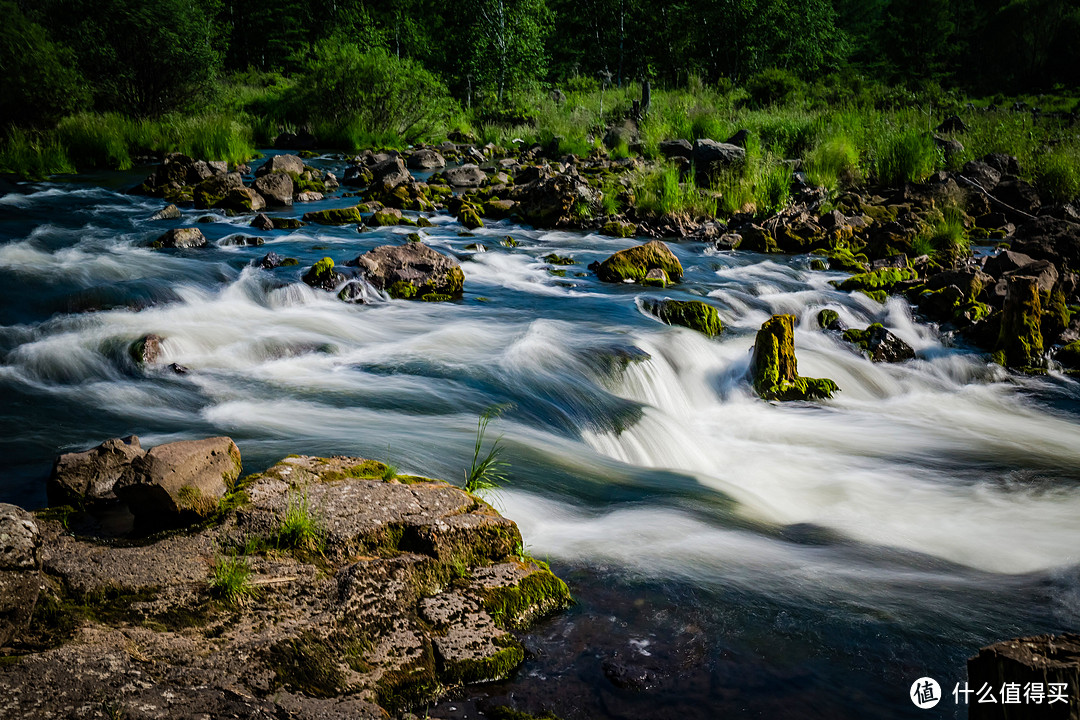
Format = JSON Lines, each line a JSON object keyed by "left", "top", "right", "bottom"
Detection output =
{"left": 3, "top": 155, "right": 1079, "bottom": 719}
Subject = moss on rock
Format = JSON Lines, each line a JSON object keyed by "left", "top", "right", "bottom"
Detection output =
{"left": 995, "top": 275, "right": 1044, "bottom": 369}
{"left": 751, "top": 314, "right": 838, "bottom": 401}
{"left": 439, "top": 634, "right": 526, "bottom": 686}
{"left": 645, "top": 299, "right": 722, "bottom": 337}
{"left": 482, "top": 566, "right": 572, "bottom": 630}
{"left": 595, "top": 240, "right": 683, "bottom": 284}
{"left": 835, "top": 267, "right": 917, "bottom": 299}
{"left": 601, "top": 220, "right": 636, "bottom": 238}
{"left": 302, "top": 206, "right": 364, "bottom": 225}
{"left": 302, "top": 257, "right": 343, "bottom": 291}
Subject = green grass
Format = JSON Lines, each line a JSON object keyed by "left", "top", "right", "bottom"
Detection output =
{"left": 873, "top": 128, "right": 941, "bottom": 186}
{"left": 0, "top": 127, "right": 75, "bottom": 178}
{"left": 210, "top": 555, "right": 257, "bottom": 605}
{"left": 465, "top": 406, "right": 510, "bottom": 495}
{"left": 1034, "top": 147, "right": 1080, "bottom": 204}
{"left": 806, "top": 134, "right": 861, "bottom": 191}
{"left": 914, "top": 205, "right": 969, "bottom": 261}
{"left": 633, "top": 164, "right": 717, "bottom": 217}
{"left": 276, "top": 491, "right": 323, "bottom": 553}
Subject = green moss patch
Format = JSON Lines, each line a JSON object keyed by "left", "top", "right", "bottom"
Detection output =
{"left": 302, "top": 206, "right": 363, "bottom": 225}
{"left": 751, "top": 314, "right": 838, "bottom": 401}
{"left": 483, "top": 567, "right": 572, "bottom": 630}
{"left": 596, "top": 240, "right": 683, "bottom": 284}
{"left": 645, "top": 299, "right": 722, "bottom": 337}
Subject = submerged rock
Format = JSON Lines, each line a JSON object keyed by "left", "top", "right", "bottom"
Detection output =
{"left": 113, "top": 436, "right": 241, "bottom": 525}
{"left": 751, "top": 314, "right": 838, "bottom": 401}
{"left": 644, "top": 299, "right": 722, "bottom": 337}
{"left": 594, "top": 240, "right": 683, "bottom": 284}
{"left": 842, "top": 324, "right": 916, "bottom": 362}
{"left": 302, "top": 206, "right": 364, "bottom": 225}
{"left": 353, "top": 243, "right": 465, "bottom": 301}
{"left": 817, "top": 308, "right": 845, "bottom": 331}
{"left": 49, "top": 436, "right": 144, "bottom": 507}
{"left": 130, "top": 333, "right": 164, "bottom": 364}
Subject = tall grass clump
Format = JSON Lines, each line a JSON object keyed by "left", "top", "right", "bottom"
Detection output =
{"left": 55, "top": 113, "right": 134, "bottom": 169}
{"left": 806, "top": 134, "right": 861, "bottom": 191}
{"left": 757, "top": 161, "right": 794, "bottom": 214}
{"left": 210, "top": 555, "right": 257, "bottom": 606}
{"left": 0, "top": 128, "right": 74, "bottom": 178}
{"left": 634, "top": 164, "right": 717, "bottom": 217}
{"left": 1034, "top": 148, "right": 1080, "bottom": 204}
{"left": 276, "top": 491, "right": 322, "bottom": 553}
{"left": 874, "top": 128, "right": 941, "bottom": 185}
{"left": 913, "top": 204, "right": 969, "bottom": 261}
{"left": 465, "top": 406, "right": 510, "bottom": 495}
{"left": 167, "top": 114, "right": 256, "bottom": 164}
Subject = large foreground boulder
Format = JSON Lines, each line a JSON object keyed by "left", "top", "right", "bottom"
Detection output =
{"left": 114, "top": 437, "right": 242, "bottom": 525}
{"left": 0, "top": 504, "right": 41, "bottom": 648}
{"left": 48, "top": 436, "right": 145, "bottom": 506}
{"left": 353, "top": 243, "right": 465, "bottom": 301}
{"left": 751, "top": 314, "right": 838, "bottom": 401}
{"left": 253, "top": 172, "right": 295, "bottom": 207}
{"left": 968, "top": 634, "right": 1080, "bottom": 720}
{"left": 595, "top": 240, "right": 684, "bottom": 284}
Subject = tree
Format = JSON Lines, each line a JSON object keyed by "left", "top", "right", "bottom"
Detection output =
{"left": 0, "top": 2, "right": 88, "bottom": 128}
{"left": 460, "top": 0, "right": 552, "bottom": 103}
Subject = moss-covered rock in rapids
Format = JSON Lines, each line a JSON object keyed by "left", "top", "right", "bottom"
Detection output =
{"left": 302, "top": 256, "right": 344, "bottom": 291}
{"left": 458, "top": 205, "right": 484, "bottom": 230}
{"left": 994, "top": 275, "right": 1044, "bottom": 369}
{"left": 817, "top": 309, "right": 842, "bottom": 330}
{"left": 834, "top": 266, "right": 917, "bottom": 300}
{"left": 601, "top": 220, "right": 636, "bottom": 238}
{"left": 751, "top": 314, "right": 839, "bottom": 401}
{"left": 301, "top": 206, "right": 364, "bottom": 225}
{"left": 644, "top": 299, "right": 722, "bottom": 337}
{"left": 354, "top": 243, "right": 464, "bottom": 301}
{"left": 595, "top": 240, "right": 683, "bottom": 284}
{"left": 1057, "top": 340, "right": 1080, "bottom": 371}
{"left": 842, "top": 323, "right": 916, "bottom": 363}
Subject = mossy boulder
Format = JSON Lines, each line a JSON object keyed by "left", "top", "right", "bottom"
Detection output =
{"left": 834, "top": 267, "right": 917, "bottom": 300}
{"left": 302, "top": 206, "right": 364, "bottom": 225}
{"left": 595, "top": 240, "right": 683, "bottom": 284}
{"left": 601, "top": 220, "right": 636, "bottom": 238}
{"left": 193, "top": 172, "right": 244, "bottom": 210}
{"left": 817, "top": 309, "right": 843, "bottom": 330}
{"left": 302, "top": 257, "right": 345, "bottom": 291}
{"left": 271, "top": 217, "right": 305, "bottom": 230}
{"left": 994, "top": 275, "right": 1044, "bottom": 369}
{"left": 458, "top": 206, "right": 484, "bottom": 230}
{"left": 1057, "top": 341, "right": 1080, "bottom": 370}
{"left": 751, "top": 314, "right": 839, "bottom": 401}
{"left": 738, "top": 224, "right": 777, "bottom": 253}
{"left": 354, "top": 243, "right": 465, "bottom": 301}
{"left": 644, "top": 299, "right": 722, "bottom": 337}
{"left": 842, "top": 323, "right": 916, "bottom": 363}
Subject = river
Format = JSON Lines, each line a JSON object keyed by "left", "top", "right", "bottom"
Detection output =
{"left": 2, "top": 153, "right": 1080, "bottom": 719}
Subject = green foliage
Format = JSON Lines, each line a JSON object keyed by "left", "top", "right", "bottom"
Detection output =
{"left": 0, "top": 128, "right": 74, "bottom": 178}
{"left": 806, "top": 134, "right": 861, "bottom": 190}
{"left": 874, "top": 129, "right": 940, "bottom": 186}
{"left": 465, "top": 406, "right": 511, "bottom": 495}
{"left": 288, "top": 41, "right": 455, "bottom": 142}
{"left": 0, "top": 2, "right": 88, "bottom": 129}
{"left": 633, "top": 165, "right": 717, "bottom": 217}
{"left": 459, "top": 0, "right": 553, "bottom": 104}
{"left": 1035, "top": 148, "right": 1080, "bottom": 204}
{"left": 276, "top": 491, "right": 323, "bottom": 553}
{"left": 916, "top": 205, "right": 969, "bottom": 262}
{"left": 210, "top": 555, "right": 257, "bottom": 605}
{"left": 745, "top": 68, "right": 802, "bottom": 108}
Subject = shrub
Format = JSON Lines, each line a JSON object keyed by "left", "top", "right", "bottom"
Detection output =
{"left": 806, "top": 135, "right": 861, "bottom": 190}
{"left": 745, "top": 68, "right": 802, "bottom": 108}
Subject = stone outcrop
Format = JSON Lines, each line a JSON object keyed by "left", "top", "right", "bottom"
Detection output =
{"left": 643, "top": 299, "right": 723, "bottom": 337}
{"left": 0, "top": 453, "right": 571, "bottom": 720}
{"left": 842, "top": 323, "right": 916, "bottom": 362}
{"left": 968, "top": 634, "right": 1080, "bottom": 720}
{"left": 0, "top": 504, "right": 41, "bottom": 648}
{"left": 153, "top": 227, "right": 207, "bottom": 249}
{"left": 48, "top": 436, "right": 144, "bottom": 506}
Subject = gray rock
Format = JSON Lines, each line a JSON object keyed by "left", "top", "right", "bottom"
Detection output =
{"left": 844, "top": 324, "right": 916, "bottom": 363}
{"left": 445, "top": 163, "right": 487, "bottom": 187}
{"left": 370, "top": 157, "right": 412, "bottom": 193}
{"left": 983, "top": 250, "right": 1036, "bottom": 278}
{"left": 207, "top": 160, "right": 228, "bottom": 175}
{"left": 193, "top": 172, "right": 244, "bottom": 209}
{"left": 407, "top": 148, "right": 446, "bottom": 170}
{"left": 114, "top": 437, "right": 242, "bottom": 524}
{"left": 154, "top": 227, "right": 207, "bottom": 249}
{"left": 48, "top": 436, "right": 145, "bottom": 506}
{"left": 962, "top": 160, "right": 1001, "bottom": 192}
{"left": 252, "top": 172, "right": 294, "bottom": 206}
{"left": 131, "top": 333, "right": 164, "bottom": 364}
{"left": 251, "top": 212, "right": 274, "bottom": 231}
{"left": 256, "top": 154, "right": 304, "bottom": 177}
{"left": 692, "top": 139, "right": 746, "bottom": 180}
{"left": 149, "top": 204, "right": 181, "bottom": 221}
{"left": 0, "top": 504, "right": 41, "bottom": 648}
{"left": 295, "top": 191, "right": 324, "bottom": 203}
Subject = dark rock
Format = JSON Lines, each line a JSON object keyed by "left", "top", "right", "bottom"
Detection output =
{"left": 936, "top": 115, "right": 968, "bottom": 134}
{"left": 48, "top": 436, "right": 145, "bottom": 507}
{"left": 692, "top": 139, "right": 746, "bottom": 181}
{"left": 343, "top": 164, "right": 374, "bottom": 187}
{"left": 603, "top": 659, "right": 659, "bottom": 691}
{"left": 842, "top": 324, "right": 916, "bottom": 362}
{"left": 407, "top": 148, "right": 446, "bottom": 171}
{"left": 370, "top": 157, "right": 412, "bottom": 193}
{"left": 996, "top": 275, "right": 1044, "bottom": 368}
{"left": 967, "top": 634, "right": 1080, "bottom": 720}
{"left": 252, "top": 172, "right": 294, "bottom": 207}
{"left": 513, "top": 165, "right": 554, "bottom": 185}
{"left": 353, "top": 243, "right": 464, "bottom": 300}
{"left": 983, "top": 153, "right": 1021, "bottom": 176}
{"left": 934, "top": 135, "right": 964, "bottom": 161}
{"left": 962, "top": 160, "right": 1002, "bottom": 192}
{"left": 218, "top": 187, "right": 266, "bottom": 213}
{"left": 725, "top": 129, "right": 751, "bottom": 148}
{"left": 445, "top": 164, "right": 487, "bottom": 187}
{"left": 167, "top": 362, "right": 188, "bottom": 375}
{"left": 273, "top": 128, "right": 316, "bottom": 150}
{"left": 982, "top": 249, "right": 1037, "bottom": 278}
{"left": 658, "top": 139, "right": 693, "bottom": 160}
{"left": 302, "top": 257, "right": 345, "bottom": 291}
{"left": 114, "top": 437, "right": 242, "bottom": 524}
{"left": 250, "top": 213, "right": 274, "bottom": 231}
{"left": 149, "top": 204, "right": 181, "bottom": 221}
{"left": 218, "top": 235, "right": 264, "bottom": 247}
{"left": 1011, "top": 217, "right": 1080, "bottom": 269}
{"left": 154, "top": 227, "right": 207, "bottom": 249}
{"left": 255, "top": 251, "right": 289, "bottom": 269}
{"left": 870, "top": 254, "right": 910, "bottom": 271}
{"left": 0, "top": 504, "right": 41, "bottom": 648}
{"left": 193, "top": 172, "right": 244, "bottom": 210}
{"left": 1003, "top": 259, "right": 1059, "bottom": 296}
{"left": 994, "top": 176, "right": 1042, "bottom": 216}
{"left": 513, "top": 174, "right": 599, "bottom": 227}
{"left": 817, "top": 309, "right": 845, "bottom": 331}
{"left": 751, "top": 314, "right": 838, "bottom": 401}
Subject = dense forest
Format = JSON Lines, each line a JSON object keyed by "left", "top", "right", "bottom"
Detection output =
{"left": 1, "top": 0, "right": 1080, "bottom": 178}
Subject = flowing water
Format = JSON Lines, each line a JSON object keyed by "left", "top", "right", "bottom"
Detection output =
{"left": 3, "top": 154, "right": 1080, "bottom": 719}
